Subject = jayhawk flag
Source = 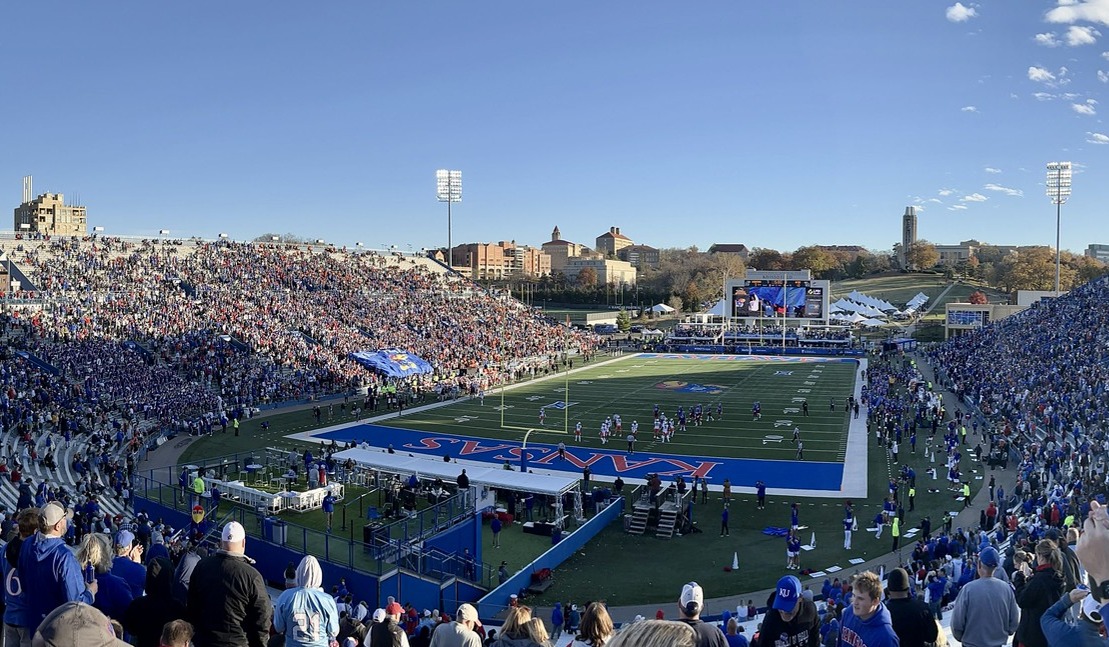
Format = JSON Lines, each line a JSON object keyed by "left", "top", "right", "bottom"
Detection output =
{"left": 349, "top": 348, "right": 434, "bottom": 378}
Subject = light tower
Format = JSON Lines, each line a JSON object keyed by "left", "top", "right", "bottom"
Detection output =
{"left": 1045, "top": 161, "right": 1072, "bottom": 295}
{"left": 436, "top": 170, "right": 462, "bottom": 268}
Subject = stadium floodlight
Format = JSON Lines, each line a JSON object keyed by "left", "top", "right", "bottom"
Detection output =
{"left": 1045, "top": 161, "right": 1072, "bottom": 295}
{"left": 436, "top": 169, "right": 462, "bottom": 268}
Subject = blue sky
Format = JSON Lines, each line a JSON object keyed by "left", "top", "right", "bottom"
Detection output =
{"left": 2, "top": 1, "right": 1107, "bottom": 255}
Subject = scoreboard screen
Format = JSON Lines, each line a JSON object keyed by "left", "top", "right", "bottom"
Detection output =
{"left": 731, "top": 281, "right": 825, "bottom": 319}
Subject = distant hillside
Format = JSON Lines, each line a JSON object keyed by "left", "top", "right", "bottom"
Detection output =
{"left": 832, "top": 273, "right": 1009, "bottom": 312}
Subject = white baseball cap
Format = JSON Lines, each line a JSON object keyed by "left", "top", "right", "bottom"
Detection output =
{"left": 221, "top": 521, "right": 245, "bottom": 543}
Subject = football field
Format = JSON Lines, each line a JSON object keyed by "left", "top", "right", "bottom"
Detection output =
{"left": 305, "top": 353, "right": 866, "bottom": 495}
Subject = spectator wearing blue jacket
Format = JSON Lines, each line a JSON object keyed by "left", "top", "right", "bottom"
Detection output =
{"left": 1040, "top": 590, "right": 1108, "bottom": 647}
{"left": 111, "top": 529, "right": 147, "bottom": 599}
{"left": 17, "top": 501, "right": 96, "bottom": 628}
{"left": 3, "top": 509, "right": 41, "bottom": 647}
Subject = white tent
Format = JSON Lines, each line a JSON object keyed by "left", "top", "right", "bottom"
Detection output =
{"left": 860, "top": 317, "right": 887, "bottom": 327}
{"left": 846, "top": 312, "right": 868, "bottom": 323}
{"left": 703, "top": 300, "right": 727, "bottom": 316}
{"left": 649, "top": 303, "right": 675, "bottom": 314}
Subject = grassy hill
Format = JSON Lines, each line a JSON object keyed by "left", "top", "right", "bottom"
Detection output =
{"left": 832, "top": 273, "right": 1009, "bottom": 312}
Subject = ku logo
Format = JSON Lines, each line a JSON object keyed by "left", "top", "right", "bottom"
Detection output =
{"left": 783, "top": 407, "right": 800, "bottom": 414}
{"left": 774, "top": 420, "right": 794, "bottom": 428}
{"left": 792, "top": 397, "right": 807, "bottom": 403}
{"left": 774, "top": 371, "right": 794, "bottom": 376}
{"left": 762, "top": 435, "right": 784, "bottom": 444}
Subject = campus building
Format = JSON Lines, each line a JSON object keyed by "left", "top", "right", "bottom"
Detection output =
{"left": 563, "top": 257, "right": 636, "bottom": 286}
{"left": 1087, "top": 244, "right": 1109, "bottom": 264}
{"left": 617, "top": 243, "right": 660, "bottom": 269}
{"left": 897, "top": 206, "right": 917, "bottom": 269}
{"left": 14, "top": 192, "right": 87, "bottom": 236}
{"left": 541, "top": 226, "right": 594, "bottom": 273}
{"left": 708, "top": 243, "right": 750, "bottom": 259}
{"left": 451, "top": 241, "right": 551, "bottom": 280}
{"left": 595, "top": 226, "right": 633, "bottom": 258}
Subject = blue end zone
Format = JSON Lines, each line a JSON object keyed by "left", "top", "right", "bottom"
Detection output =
{"left": 313, "top": 424, "right": 844, "bottom": 492}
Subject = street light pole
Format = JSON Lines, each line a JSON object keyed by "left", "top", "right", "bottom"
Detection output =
{"left": 436, "top": 170, "right": 462, "bottom": 269}
{"left": 1045, "top": 162, "right": 1072, "bottom": 295}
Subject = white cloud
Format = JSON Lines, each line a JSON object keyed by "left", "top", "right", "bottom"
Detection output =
{"left": 1104, "top": 50, "right": 1109, "bottom": 60}
{"left": 984, "top": 167, "right": 1002, "bottom": 173}
{"left": 983, "top": 183, "right": 1024, "bottom": 197}
{"left": 948, "top": 205, "right": 969, "bottom": 211}
{"left": 1087, "top": 131, "right": 1109, "bottom": 144}
{"left": 1066, "top": 25, "right": 1102, "bottom": 45}
{"left": 927, "top": 198, "right": 943, "bottom": 203}
{"left": 1033, "top": 91, "right": 1057, "bottom": 100}
{"left": 1099, "top": 70, "right": 1109, "bottom": 82}
{"left": 938, "top": 188, "right": 955, "bottom": 196}
{"left": 1035, "top": 32, "right": 1061, "bottom": 47}
{"left": 961, "top": 105, "right": 979, "bottom": 112}
{"left": 1073, "top": 99, "right": 1098, "bottom": 114}
{"left": 946, "top": 2, "right": 978, "bottom": 22}
{"left": 1046, "top": 1, "right": 1109, "bottom": 26}
{"left": 1029, "top": 66, "right": 1057, "bottom": 83}
{"left": 961, "top": 193, "right": 989, "bottom": 202}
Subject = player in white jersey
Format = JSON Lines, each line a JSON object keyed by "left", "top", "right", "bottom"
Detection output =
{"left": 614, "top": 414, "right": 622, "bottom": 433}
{"left": 574, "top": 421, "right": 582, "bottom": 442}
{"left": 599, "top": 424, "right": 609, "bottom": 445}
{"left": 539, "top": 409, "right": 546, "bottom": 426}
{"left": 630, "top": 420, "right": 639, "bottom": 436}
{"left": 653, "top": 418, "right": 662, "bottom": 440}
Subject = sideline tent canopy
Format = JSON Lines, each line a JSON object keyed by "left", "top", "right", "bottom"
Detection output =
{"left": 349, "top": 349, "right": 433, "bottom": 378}
{"left": 333, "top": 448, "right": 580, "bottom": 498}
{"left": 334, "top": 447, "right": 582, "bottom": 527}
{"left": 649, "top": 303, "right": 675, "bottom": 313}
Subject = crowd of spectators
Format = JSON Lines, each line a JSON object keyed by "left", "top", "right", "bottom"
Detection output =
{"left": 1, "top": 237, "right": 595, "bottom": 429}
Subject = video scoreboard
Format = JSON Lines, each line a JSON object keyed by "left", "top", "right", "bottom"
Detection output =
{"left": 728, "top": 275, "right": 828, "bottom": 320}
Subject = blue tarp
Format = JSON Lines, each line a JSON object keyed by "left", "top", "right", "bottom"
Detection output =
{"left": 349, "top": 349, "right": 434, "bottom": 378}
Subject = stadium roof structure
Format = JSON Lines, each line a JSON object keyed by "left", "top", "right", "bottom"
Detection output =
{"left": 333, "top": 447, "right": 580, "bottom": 497}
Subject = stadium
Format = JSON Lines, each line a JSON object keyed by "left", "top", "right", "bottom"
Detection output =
{"left": 2, "top": 226, "right": 1108, "bottom": 647}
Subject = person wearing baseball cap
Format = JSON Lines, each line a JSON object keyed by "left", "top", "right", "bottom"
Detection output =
{"left": 676, "top": 582, "right": 727, "bottom": 647}
{"left": 427, "top": 603, "right": 481, "bottom": 647}
{"left": 31, "top": 601, "right": 128, "bottom": 647}
{"left": 752, "top": 575, "right": 818, "bottom": 647}
{"left": 110, "top": 529, "right": 146, "bottom": 599}
{"left": 370, "top": 601, "right": 408, "bottom": 647}
{"left": 186, "top": 522, "right": 272, "bottom": 647}
{"left": 17, "top": 501, "right": 96, "bottom": 629}
{"left": 951, "top": 545, "right": 1019, "bottom": 647}
{"left": 883, "top": 568, "right": 938, "bottom": 647}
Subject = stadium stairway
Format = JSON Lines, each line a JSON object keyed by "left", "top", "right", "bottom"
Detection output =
{"left": 13, "top": 350, "right": 60, "bottom": 376}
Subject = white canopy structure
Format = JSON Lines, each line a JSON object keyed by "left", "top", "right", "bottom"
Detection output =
{"left": 860, "top": 317, "right": 887, "bottom": 327}
{"left": 333, "top": 447, "right": 583, "bottom": 526}
{"left": 649, "top": 303, "right": 675, "bottom": 314}
{"left": 702, "top": 299, "right": 727, "bottom": 316}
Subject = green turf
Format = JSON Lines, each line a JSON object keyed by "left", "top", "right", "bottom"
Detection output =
{"left": 176, "top": 353, "right": 983, "bottom": 604}
{"left": 375, "top": 356, "right": 858, "bottom": 463}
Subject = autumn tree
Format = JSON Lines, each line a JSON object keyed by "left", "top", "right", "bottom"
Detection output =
{"left": 968, "top": 291, "right": 988, "bottom": 304}
{"left": 576, "top": 266, "right": 597, "bottom": 287}
{"left": 906, "top": 240, "right": 939, "bottom": 270}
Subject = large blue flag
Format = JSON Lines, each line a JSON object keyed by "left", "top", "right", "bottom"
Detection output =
{"left": 349, "top": 349, "right": 434, "bottom": 378}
